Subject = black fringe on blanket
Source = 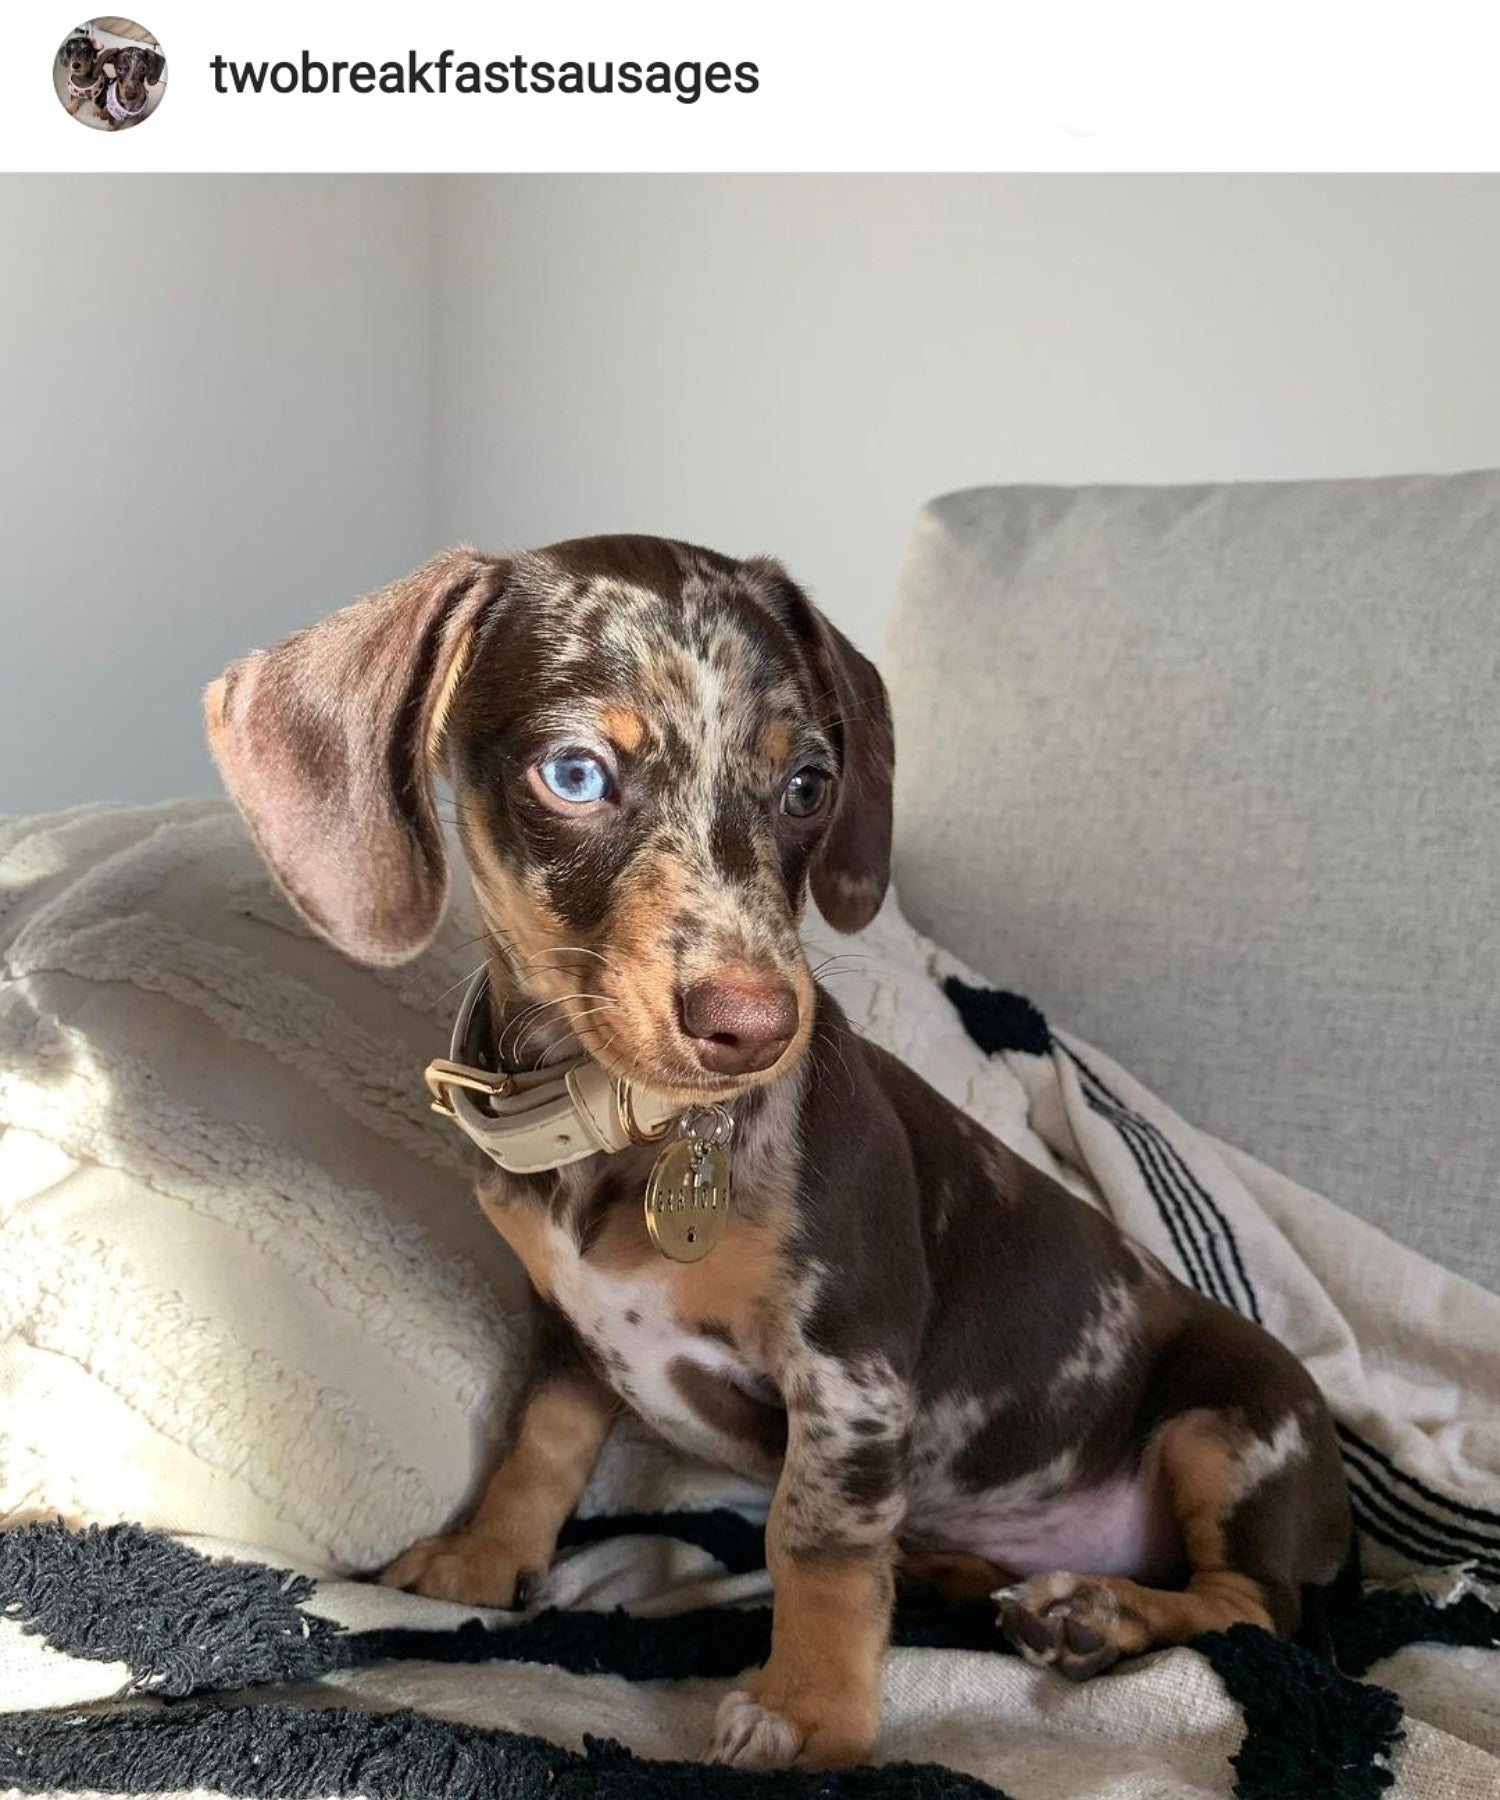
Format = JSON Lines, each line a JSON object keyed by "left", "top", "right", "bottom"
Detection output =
{"left": 1329, "top": 1583, "right": 1500, "bottom": 1678}
{"left": 941, "top": 979, "right": 1052, "bottom": 1057}
{"left": 0, "top": 1704, "right": 1010, "bottom": 1800}
{"left": 1198, "top": 1625, "right": 1403, "bottom": 1800}
{"left": 0, "top": 1519, "right": 343, "bottom": 1694}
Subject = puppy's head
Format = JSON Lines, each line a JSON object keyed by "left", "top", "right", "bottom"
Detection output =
{"left": 59, "top": 34, "right": 100, "bottom": 82}
{"left": 207, "top": 537, "right": 893, "bottom": 1102}
{"left": 110, "top": 45, "right": 164, "bottom": 101}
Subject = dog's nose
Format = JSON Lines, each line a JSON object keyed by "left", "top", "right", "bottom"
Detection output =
{"left": 677, "top": 976, "right": 799, "bottom": 1076}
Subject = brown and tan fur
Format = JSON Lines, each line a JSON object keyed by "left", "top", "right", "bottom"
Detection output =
{"left": 207, "top": 535, "right": 1353, "bottom": 1770}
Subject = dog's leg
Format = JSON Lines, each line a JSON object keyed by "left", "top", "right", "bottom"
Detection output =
{"left": 997, "top": 1403, "right": 1349, "bottom": 1679}
{"left": 711, "top": 1378, "right": 909, "bottom": 1769}
{"left": 381, "top": 1349, "right": 615, "bottom": 1607}
{"left": 713, "top": 1538, "right": 895, "bottom": 1770}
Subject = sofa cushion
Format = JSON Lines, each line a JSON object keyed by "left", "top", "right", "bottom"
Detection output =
{"left": 885, "top": 473, "right": 1500, "bottom": 1289}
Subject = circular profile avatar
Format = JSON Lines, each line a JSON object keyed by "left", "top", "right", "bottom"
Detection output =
{"left": 55, "top": 21, "right": 165, "bottom": 130}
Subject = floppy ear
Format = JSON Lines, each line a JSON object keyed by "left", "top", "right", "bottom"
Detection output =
{"left": 807, "top": 614, "right": 895, "bottom": 931}
{"left": 753, "top": 563, "right": 895, "bottom": 933}
{"left": 205, "top": 546, "right": 507, "bottom": 966}
{"left": 145, "top": 50, "right": 164, "bottom": 83}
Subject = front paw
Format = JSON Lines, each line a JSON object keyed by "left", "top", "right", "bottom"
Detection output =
{"left": 711, "top": 1690, "right": 804, "bottom": 1769}
{"left": 709, "top": 1678, "right": 875, "bottom": 1770}
{"left": 378, "top": 1529, "right": 543, "bottom": 1608}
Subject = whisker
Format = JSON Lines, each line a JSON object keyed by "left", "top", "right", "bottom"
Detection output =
{"left": 499, "top": 994, "right": 576, "bottom": 1058}
{"left": 442, "top": 940, "right": 491, "bottom": 964}
{"left": 396, "top": 930, "right": 502, "bottom": 1004}
{"left": 515, "top": 1000, "right": 617, "bottom": 1064}
{"left": 519, "top": 945, "right": 625, "bottom": 982}
{"left": 500, "top": 991, "right": 613, "bottom": 1060}
{"left": 815, "top": 1026, "right": 857, "bottom": 1091}
{"left": 824, "top": 1016, "right": 873, "bottom": 1048}
{"left": 418, "top": 961, "right": 488, "bottom": 1014}
{"left": 808, "top": 953, "right": 877, "bottom": 978}
{"left": 523, "top": 945, "right": 617, "bottom": 970}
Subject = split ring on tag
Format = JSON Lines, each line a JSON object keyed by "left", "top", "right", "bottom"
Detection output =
{"left": 644, "top": 1105, "right": 733, "bottom": 1263}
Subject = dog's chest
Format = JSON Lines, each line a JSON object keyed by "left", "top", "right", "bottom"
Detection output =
{"left": 533, "top": 1219, "right": 785, "bottom": 1479}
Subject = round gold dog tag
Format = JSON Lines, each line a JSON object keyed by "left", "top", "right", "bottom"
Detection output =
{"left": 645, "top": 1136, "right": 731, "bottom": 1263}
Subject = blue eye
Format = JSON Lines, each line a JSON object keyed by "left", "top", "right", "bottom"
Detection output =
{"left": 536, "top": 751, "right": 612, "bottom": 805}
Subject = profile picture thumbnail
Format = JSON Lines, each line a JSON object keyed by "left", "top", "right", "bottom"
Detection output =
{"left": 55, "top": 20, "right": 166, "bottom": 130}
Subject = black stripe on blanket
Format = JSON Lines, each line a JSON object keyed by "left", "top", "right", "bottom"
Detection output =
{"left": 1335, "top": 1424, "right": 1500, "bottom": 1548}
{"left": 1063, "top": 1047, "right": 1260, "bottom": 1322}
{"left": 558, "top": 1505, "right": 768, "bottom": 1573}
{"left": 944, "top": 977, "right": 1500, "bottom": 1578}
{"left": 1338, "top": 1435, "right": 1500, "bottom": 1578}
{"left": 348, "top": 1594, "right": 1005, "bottom": 1680}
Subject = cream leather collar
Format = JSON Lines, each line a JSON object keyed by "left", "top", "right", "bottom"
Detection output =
{"left": 425, "top": 970, "right": 684, "bottom": 1174}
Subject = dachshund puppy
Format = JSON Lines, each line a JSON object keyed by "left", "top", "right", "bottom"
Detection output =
{"left": 96, "top": 44, "right": 164, "bottom": 129}
{"left": 207, "top": 538, "right": 1353, "bottom": 1770}
{"left": 58, "top": 32, "right": 105, "bottom": 116}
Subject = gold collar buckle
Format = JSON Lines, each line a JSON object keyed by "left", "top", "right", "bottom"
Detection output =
{"left": 424, "top": 1058, "right": 516, "bottom": 1118}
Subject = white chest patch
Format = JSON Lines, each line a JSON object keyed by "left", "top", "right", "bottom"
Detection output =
{"left": 545, "top": 1235, "right": 779, "bottom": 1478}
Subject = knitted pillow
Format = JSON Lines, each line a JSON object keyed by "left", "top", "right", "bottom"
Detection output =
{"left": 0, "top": 801, "right": 1061, "bottom": 1572}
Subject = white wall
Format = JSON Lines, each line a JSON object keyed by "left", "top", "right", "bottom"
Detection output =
{"left": 6, "top": 174, "right": 1500, "bottom": 808}
{"left": 432, "top": 175, "right": 1500, "bottom": 653}
{"left": 0, "top": 175, "right": 437, "bottom": 809}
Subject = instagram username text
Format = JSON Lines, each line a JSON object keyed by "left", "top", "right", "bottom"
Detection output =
{"left": 209, "top": 51, "right": 761, "bottom": 105}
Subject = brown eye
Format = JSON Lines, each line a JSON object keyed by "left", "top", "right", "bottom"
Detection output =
{"left": 781, "top": 767, "right": 831, "bottom": 819}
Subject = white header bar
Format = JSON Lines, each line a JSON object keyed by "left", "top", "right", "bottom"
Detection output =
{"left": 7, "top": 1, "right": 1500, "bottom": 173}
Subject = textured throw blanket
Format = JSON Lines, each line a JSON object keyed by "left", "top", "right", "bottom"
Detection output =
{"left": 2, "top": 802, "right": 1499, "bottom": 1798}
